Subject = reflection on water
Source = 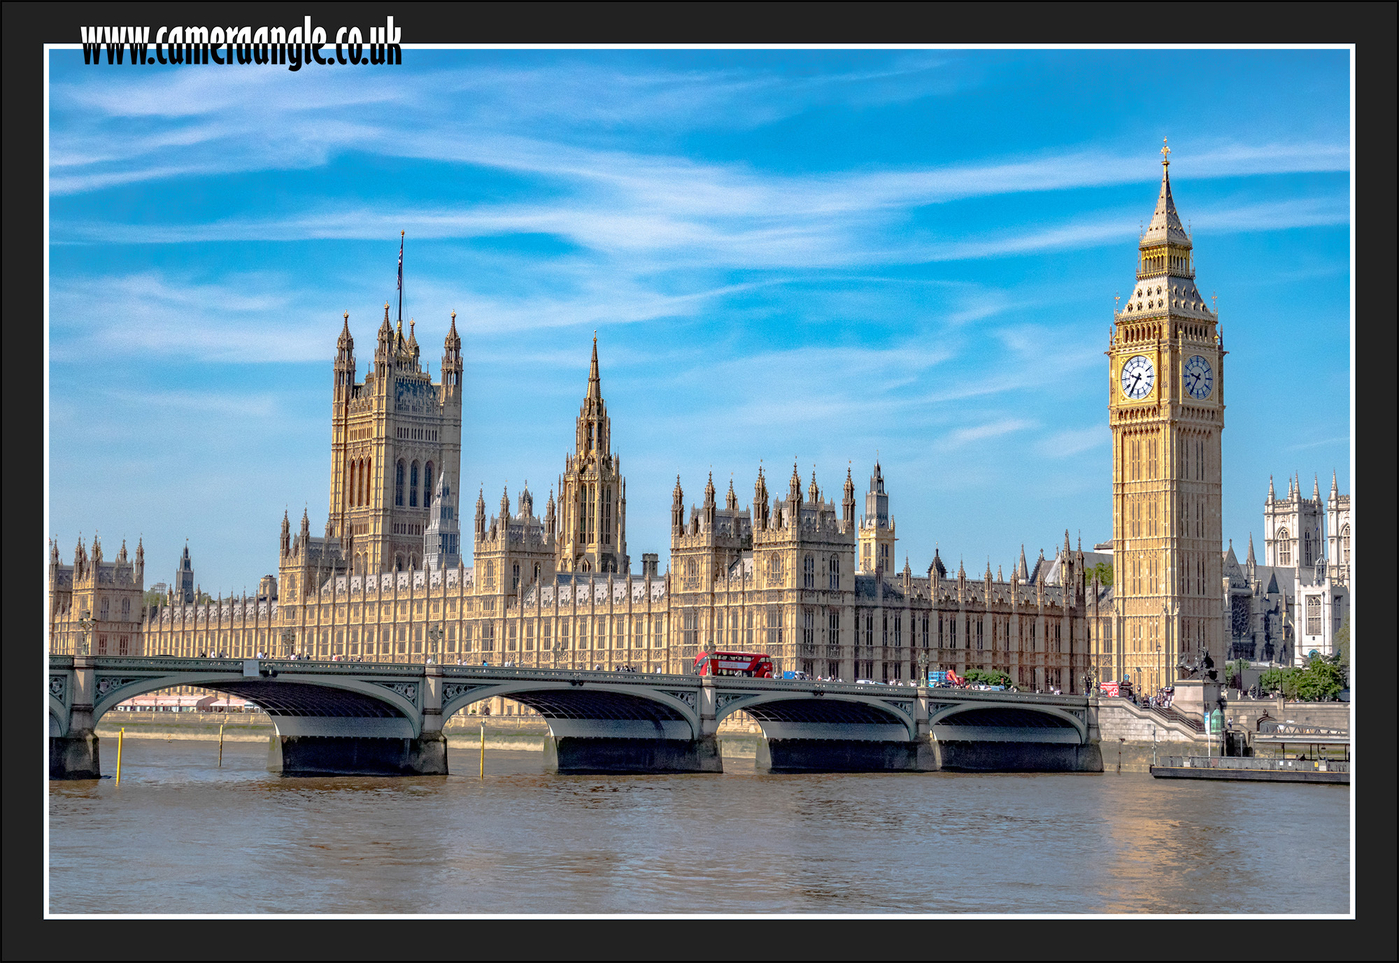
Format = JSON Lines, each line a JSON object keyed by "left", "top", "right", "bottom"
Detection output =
{"left": 49, "top": 737, "right": 1350, "bottom": 915}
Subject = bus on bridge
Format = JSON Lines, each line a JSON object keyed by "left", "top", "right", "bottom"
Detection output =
{"left": 694, "top": 651, "right": 775, "bottom": 678}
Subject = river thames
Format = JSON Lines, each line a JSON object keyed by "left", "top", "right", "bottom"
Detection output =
{"left": 47, "top": 737, "right": 1350, "bottom": 915}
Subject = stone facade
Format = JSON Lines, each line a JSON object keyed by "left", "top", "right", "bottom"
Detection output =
{"left": 48, "top": 536, "right": 146, "bottom": 657}
{"left": 1223, "top": 472, "right": 1351, "bottom": 666}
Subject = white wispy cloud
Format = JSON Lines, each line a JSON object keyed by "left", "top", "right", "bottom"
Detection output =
{"left": 941, "top": 418, "right": 1036, "bottom": 448}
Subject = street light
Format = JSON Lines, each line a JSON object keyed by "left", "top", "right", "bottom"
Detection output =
{"left": 427, "top": 624, "right": 443, "bottom": 665}
{"left": 76, "top": 610, "right": 94, "bottom": 656}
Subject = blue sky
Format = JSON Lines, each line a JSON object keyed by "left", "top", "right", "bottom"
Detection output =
{"left": 46, "top": 47, "right": 1352, "bottom": 595}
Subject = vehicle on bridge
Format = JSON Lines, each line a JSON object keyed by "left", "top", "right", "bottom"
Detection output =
{"left": 694, "top": 651, "right": 775, "bottom": 678}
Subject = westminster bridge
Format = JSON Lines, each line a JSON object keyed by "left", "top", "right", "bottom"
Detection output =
{"left": 49, "top": 656, "right": 1104, "bottom": 778}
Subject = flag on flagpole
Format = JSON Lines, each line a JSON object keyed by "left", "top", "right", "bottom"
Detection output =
{"left": 397, "top": 234, "right": 404, "bottom": 291}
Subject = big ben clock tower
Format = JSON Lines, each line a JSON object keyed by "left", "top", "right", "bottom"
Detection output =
{"left": 1108, "top": 141, "right": 1225, "bottom": 694}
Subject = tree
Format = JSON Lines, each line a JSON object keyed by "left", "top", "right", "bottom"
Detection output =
{"left": 1085, "top": 562, "right": 1113, "bottom": 589}
{"left": 964, "top": 668, "right": 1012, "bottom": 687}
{"left": 1333, "top": 615, "right": 1350, "bottom": 668}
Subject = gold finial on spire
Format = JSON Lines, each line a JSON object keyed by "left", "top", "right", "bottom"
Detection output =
{"left": 1161, "top": 136, "right": 1170, "bottom": 167}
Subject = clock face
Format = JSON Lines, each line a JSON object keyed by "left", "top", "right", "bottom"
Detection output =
{"left": 1183, "top": 355, "right": 1213, "bottom": 400}
{"left": 1120, "top": 355, "right": 1155, "bottom": 400}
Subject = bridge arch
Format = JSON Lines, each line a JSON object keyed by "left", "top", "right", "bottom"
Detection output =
{"left": 441, "top": 680, "right": 701, "bottom": 740}
{"left": 88, "top": 671, "right": 422, "bottom": 737}
{"left": 928, "top": 701, "right": 1088, "bottom": 744}
{"left": 50, "top": 696, "right": 69, "bottom": 737}
{"left": 715, "top": 691, "right": 919, "bottom": 741}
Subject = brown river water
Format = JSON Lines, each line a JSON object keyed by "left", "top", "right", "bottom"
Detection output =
{"left": 47, "top": 736, "right": 1350, "bottom": 915}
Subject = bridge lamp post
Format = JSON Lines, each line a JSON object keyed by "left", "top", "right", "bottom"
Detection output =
{"left": 76, "top": 610, "right": 94, "bottom": 657}
{"left": 427, "top": 625, "right": 443, "bottom": 664}
{"left": 280, "top": 629, "right": 295, "bottom": 660}
{"left": 917, "top": 651, "right": 929, "bottom": 687}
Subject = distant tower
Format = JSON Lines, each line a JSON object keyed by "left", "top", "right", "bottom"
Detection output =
{"left": 555, "top": 336, "right": 628, "bottom": 574}
{"left": 423, "top": 470, "right": 461, "bottom": 572}
{"left": 857, "top": 460, "right": 896, "bottom": 578}
{"left": 1265, "top": 472, "right": 1324, "bottom": 570}
{"left": 175, "top": 542, "right": 195, "bottom": 603}
{"left": 1326, "top": 471, "right": 1351, "bottom": 585}
{"left": 1108, "top": 142, "right": 1225, "bottom": 691}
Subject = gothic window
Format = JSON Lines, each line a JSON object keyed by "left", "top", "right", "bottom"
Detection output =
{"left": 683, "top": 610, "right": 698, "bottom": 649}
{"left": 894, "top": 615, "right": 902, "bottom": 648}
{"left": 975, "top": 620, "right": 982, "bottom": 650}
{"left": 829, "top": 555, "right": 840, "bottom": 591}
{"left": 1302, "top": 531, "right": 1312, "bottom": 567}
{"left": 1306, "top": 596, "right": 1321, "bottom": 636}
{"left": 1341, "top": 525, "right": 1350, "bottom": 565}
{"left": 486, "top": 560, "right": 495, "bottom": 589}
{"left": 767, "top": 606, "right": 783, "bottom": 646}
{"left": 410, "top": 461, "right": 420, "bottom": 507}
{"left": 100, "top": 598, "right": 110, "bottom": 619}
{"left": 533, "top": 563, "right": 541, "bottom": 583}
{"left": 1277, "top": 529, "right": 1291, "bottom": 566}
{"left": 424, "top": 461, "right": 434, "bottom": 508}
{"left": 602, "top": 487, "right": 612, "bottom": 545}
{"left": 802, "top": 609, "right": 815, "bottom": 652}
{"left": 768, "top": 556, "right": 783, "bottom": 584}
{"left": 584, "top": 485, "right": 594, "bottom": 543}
{"left": 512, "top": 564, "right": 520, "bottom": 592}
{"left": 804, "top": 555, "right": 815, "bottom": 588}
{"left": 882, "top": 612, "right": 889, "bottom": 646}
{"left": 122, "top": 598, "right": 130, "bottom": 618}
{"left": 396, "top": 460, "right": 406, "bottom": 506}
{"left": 829, "top": 609, "right": 840, "bottom": 647}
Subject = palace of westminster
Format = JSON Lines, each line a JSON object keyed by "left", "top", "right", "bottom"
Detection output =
{"left": 48, "top": 147, "right": 1352, "bottom": 696}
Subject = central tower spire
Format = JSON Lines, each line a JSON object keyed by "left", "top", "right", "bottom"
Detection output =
{"left": 557, "top": 335, "right": 627, "bottom": 574}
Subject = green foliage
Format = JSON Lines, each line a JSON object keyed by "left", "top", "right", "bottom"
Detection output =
{"left": 142, "top": 589, "right": 165, "bottom": 611}
{"left": 1333, "top": 615, "right": 1350, "bottom": 667}
{"left": 963, "top": 668, "right": 1012, "bottom": 687}
{"left": 1259, "top": 657, "right": 1345, "bottom": 701}
{"left": 1085, "top": 562, "right": 1113, "bottom": 588}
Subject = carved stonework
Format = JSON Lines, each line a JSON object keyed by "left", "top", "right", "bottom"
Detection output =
{"left": 95, "top": 676, "right": 144, "bottom": 699}
{"left": 442, "top": 683, "right": 483, "bottom": 704}
{"left": 663, "top": 690, "right": 697, "bottom": 710}
{"left": 375, "top": 680, "right": 420, "bottom": 705}
{"left": 715, "top": 693, "right": 747, "bottom": 712}
{"left": 881, "top": 700, "right": 914, "bottom": 720}
{"left": 50, "top": 675, "right": 67, "bottom": 702}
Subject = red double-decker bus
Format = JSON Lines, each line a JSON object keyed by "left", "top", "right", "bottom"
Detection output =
{"left": 694, "top": 651, "right": 775, "bottom": 678}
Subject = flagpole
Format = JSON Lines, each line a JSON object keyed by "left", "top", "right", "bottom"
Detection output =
{"left": 397, "top": 230, "right": 404, "bottom": 323}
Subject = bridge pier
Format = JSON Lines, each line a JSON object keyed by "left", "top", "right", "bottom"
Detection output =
{"left": 757, "top": 737, "right": 939, "bottom": 772}
{"left": 542, "top": 733, "right": 723, "bottom": 774}
{"left": 931, "top": 739, "right": 1103, "bottom": 772}
{"left": 50, "top": 729, "right": 101, "bottom": 780}
{"left": 267, "top": 732, "right": 449, "bottom": 776}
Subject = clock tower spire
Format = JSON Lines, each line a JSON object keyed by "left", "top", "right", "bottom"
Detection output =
{"left": 1107, "top": 140, "right": 1225, "bottom": 694}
